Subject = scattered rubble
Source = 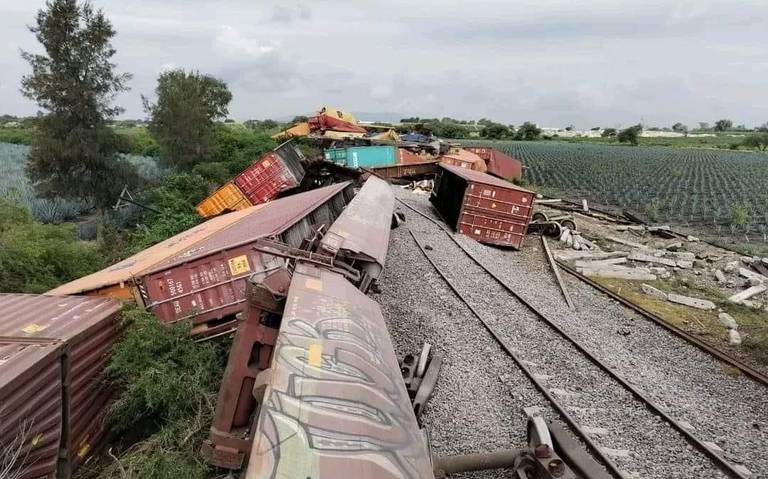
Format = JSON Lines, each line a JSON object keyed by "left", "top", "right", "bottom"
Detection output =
{"left": 641, "top": 284, "right": 668, "bottom": 300}
{"left": 728, "top": 285, "right": 768, "bottom": 304}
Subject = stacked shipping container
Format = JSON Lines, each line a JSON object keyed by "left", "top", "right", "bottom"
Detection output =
{"left": 0, "top": 294, "right": 122, "bottom": 479}
{"left": 438, "top": 148, "right": 488, "bottom": 173}
{"left": 196, "top": 141, "right": 306, "bottom": 219}
{"left": 431, "top": 164, "right": 535, "bottom": 248}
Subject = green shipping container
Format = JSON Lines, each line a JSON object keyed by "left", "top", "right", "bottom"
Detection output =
{"left": 324, "top": 146, "right": 397, "bottom": 168}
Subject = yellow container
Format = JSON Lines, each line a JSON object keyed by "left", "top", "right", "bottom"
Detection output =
{"left": 196, "top": 182, "right": 252, "bottom": 218}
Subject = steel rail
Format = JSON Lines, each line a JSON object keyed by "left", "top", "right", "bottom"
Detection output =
{"left": 555, "top": 261, "right": 768, "bottom": 387}
{"left": 398, "top": 197, "right": 752, "bottom": 479}
{"left": 408, "top": 229, "right": 626, "bottom": 479}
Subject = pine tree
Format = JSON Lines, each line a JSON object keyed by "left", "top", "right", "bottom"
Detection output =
{"left": 21, "top": 0, "right": 136, "bottom": 209}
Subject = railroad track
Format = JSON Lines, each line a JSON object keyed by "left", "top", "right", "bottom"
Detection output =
{"left": 397, "top": 197, "right": 755, "bottom": 479}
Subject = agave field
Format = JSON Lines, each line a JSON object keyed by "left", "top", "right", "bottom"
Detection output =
{"left": 468, "top": 140, "right": 768, "bottom": 252}
{"left": 0, "top": 142, "right": 162, "bottom": 223}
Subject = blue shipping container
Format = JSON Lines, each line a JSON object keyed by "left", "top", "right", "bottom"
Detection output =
{"left": 324, "top": 146, "right": 397, "bottom": 168}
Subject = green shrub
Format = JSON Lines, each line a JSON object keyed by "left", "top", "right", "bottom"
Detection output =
{"left": 0, "top": 199, "right": 105, "bottom": 293}
{"left": 92, "top": 307, "right": 228, "bottom": 479}
{"left": 124, "top": 173, "right": 208, "bottom": 254}
{"left": 192, "top": 162, "right": 230, "bottom": 184}
{"left": 0, "top": 128, "right": 34, "bottom": 144}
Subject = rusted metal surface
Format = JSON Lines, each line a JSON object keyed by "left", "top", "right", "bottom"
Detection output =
{"left": 0, "top": 294, "right": 122, "bottom": 479}
{"left": 361, "top": 160, "right": 439, "bottom": 180}
{"left": 245, "top": 263, "right": 433, "bottom": 479}
{"left": 319, "top": 176, "right": 394, "bottom": 283}
{"left": 396, "top": 148, "right": 432, "bottom": 165}
{"left": 138, "top": 183, "right": 353, "bottom": 336}
{"left": 439, "top": 148, "right": 488, "bottom": 173}
{"left": 463, "top": 146, "right": 523, "bottom": 181}
{"left": 234, "top": 142, "right": 306, "bottom": 206}
{"left": 202, "top": 272, "right": 288, "bottom": 468}
{"left": 430, "top": 163, "right": 535, "bottom": 248}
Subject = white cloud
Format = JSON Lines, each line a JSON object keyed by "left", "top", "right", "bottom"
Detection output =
{"left": 215, "top": 25, "right": 278, "bottom": 58}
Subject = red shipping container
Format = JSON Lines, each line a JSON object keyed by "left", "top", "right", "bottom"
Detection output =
{"left": 464, "top": 146, "right": 523, "bottom": 181}
{"left": 136, "top": 182, "right": 354, "bottom": 337}
{"left": 0, "top": 294, "right": 122, "bottom": 479}
{"left": 430, "top": 164, "right": 535, "bottom": 248}
{"left": 234, "top": 142, "right": 306, "bottom": 206}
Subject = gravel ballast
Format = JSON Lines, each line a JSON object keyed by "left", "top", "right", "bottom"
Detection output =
{"left": 383, "top": 186, "right": 766, "bottom": 478}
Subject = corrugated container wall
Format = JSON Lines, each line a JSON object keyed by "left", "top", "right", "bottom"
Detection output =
{"left": 430, "top": 164, "right": 535, "bottom": 248}
{"left": 0, "top": 294, "right": 122, "bottom": 479}
{"left": 463, "top": 147, "right": 523, "bottom": 181}
{"left": 136, "top": 182, "right": 354, "bottom": 337}
{"left": 196, "top": 182, "right": 253, "bottom": 219}
{"left": 439, "top": 148, "right": 488, "bottom": 173}
{"left": 234, "top": 142, "right": 306, "bottom": 206}
{"left": 323, "top": 146, "right": 397, "bottom": 168}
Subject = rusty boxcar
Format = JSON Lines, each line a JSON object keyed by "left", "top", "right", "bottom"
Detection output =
{"left": 463, "top": 146, "right": 523, "bottom": 181}
{"left": 431, "top": 163, "right": 535, "bottom": 248}
{"left": 0, "top": 294, "right": 122, "bottom": 479}
{"left": 137, "top": 182, "right": 354, "bottom": 337}
{"left": 49, "top": 183, "right": 354, "bottom": 337}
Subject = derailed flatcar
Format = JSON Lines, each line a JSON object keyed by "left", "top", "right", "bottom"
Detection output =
{"left": 244, "top": 264, "right": 434, "bottom": 479}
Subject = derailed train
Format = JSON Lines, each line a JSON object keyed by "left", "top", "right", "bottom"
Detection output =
{"left": 205, "top": 176, "right": 603, "bottom": 479}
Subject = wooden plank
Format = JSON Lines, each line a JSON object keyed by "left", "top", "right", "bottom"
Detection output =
{"left": 541, "top": 236, "right": 575, "bottom": 310}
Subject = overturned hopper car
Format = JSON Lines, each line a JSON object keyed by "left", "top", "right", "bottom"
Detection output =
{"left": 49, "top": 183, "right": 355, "bottom": 337}
{"left": 431, "top": 163, "right": 535, "bottom": 248}
{"left": 0, "top": 294, "right": 122, "bottom": 479}
{"left": 244, "top": 264, "right": 434, "bottom": 479}
{"left": 202, "top": 176, "right": 398, "bottom": 466}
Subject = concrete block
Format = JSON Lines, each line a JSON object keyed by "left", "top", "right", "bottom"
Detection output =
{"left": 555, "top": 250, "right": 627, "bottom": 262}
{"left": 714, "top": 270, "right": 727, "bottom": 283}
{"left": 732, "top": 464, "right": 752, "bottom": 477}
{"left": 606, "top": 236, "right": 648, "bottom": 250}
{"left": 628, "top": 251, "right": 677, "bottom": 267}
{"left": 584, "top": 269, "right": 657, "bottom": 281}
{"left": 676, "top": 260, "right": 694, "bottom": 269}
{"left": 642, "top": 284, "right": 668, "bottom": 300}
{"left": 668, "top": 293, "right": 716, "bottom": 310}
{"left": 717, "top": 313, "right": 738, "bottom": 330}
{"left": 686, "top": 235, "right": 700, "bottom": 242}
{"left": 574, "top": 257, "right": 628, "bottom": 268}
{"left": 739, "top": 267, "right": 768, "bottom": 284}
{"left": 666, "top": 242, "right": 683, "bottom": 251}
{"left": 559, "top": 227, "right": 571, "bottom": 243}
{"left": 650, "top": 267, "right": 668, "bottom": 275}
{"left": 728, "top": 284, "right": 768, "bottom": 304}
{"left": 666, "top": 251, "right": 696, "bottom": 261}
{"left": 729, "top": 329, "right": 742, "bottom": 346}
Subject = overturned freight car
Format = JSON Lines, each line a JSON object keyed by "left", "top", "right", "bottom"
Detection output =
{"left": 431, "top": 163, "right": 535, "bottom": 248}
{"left": 463, "top": 146, "right": 523, "bottom": 181}
{"left": 0, "top": 294, "right": 122, "bottom": 479}
{"left": 202, "top": 176, "right": 398, "bottom": 467}
{"left": 49, "top": 183, "right": 355, "bottom": 337}
{"left": 196, "top": 140, "right": 306, "bottom": 218}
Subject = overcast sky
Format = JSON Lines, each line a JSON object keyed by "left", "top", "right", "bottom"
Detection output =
{"left": 1, "top": 0, "right": 767, "bottom": 128}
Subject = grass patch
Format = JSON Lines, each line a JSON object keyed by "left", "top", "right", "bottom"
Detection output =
{"left": 592, "top": 277, "right": 768, "bottom": 364}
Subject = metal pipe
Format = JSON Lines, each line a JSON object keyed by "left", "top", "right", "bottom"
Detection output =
{"left": 434, "top": 449, "right": 525, "bottom": 477}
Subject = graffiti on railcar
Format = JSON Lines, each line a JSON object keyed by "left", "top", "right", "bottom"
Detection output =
{"left": 248, "top": 271, "right": 433, "bottom": 479}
